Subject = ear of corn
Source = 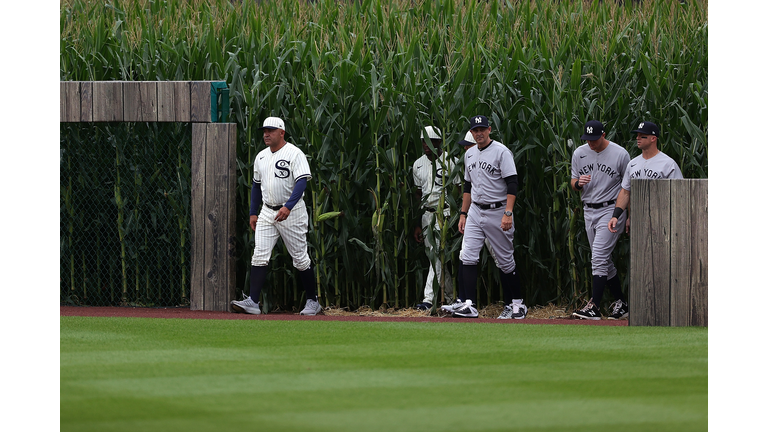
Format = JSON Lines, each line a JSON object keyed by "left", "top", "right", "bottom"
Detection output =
{"left": 61, "top": 0, "right": 707, "bottom": 310}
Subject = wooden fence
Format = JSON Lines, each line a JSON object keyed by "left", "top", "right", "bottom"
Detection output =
{"left": 629, "top": 179, "right": 708, "bottom": 326}
{"left": 60, "top": 81, "right": 236, "bottom": 311}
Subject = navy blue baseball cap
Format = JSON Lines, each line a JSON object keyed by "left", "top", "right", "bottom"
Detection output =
{"left": 469, "top": 115, "right": 490, "bottom": 130}
{"left": 580, "top": 120, "right": 605, "bottom": 140}
{"left": 631, "top": 121, "right": 660, "bottom": 137}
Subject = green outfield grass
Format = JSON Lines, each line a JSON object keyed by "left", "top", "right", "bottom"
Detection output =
{"left": 61, "top": 317, "right": 707, "bottom": 431}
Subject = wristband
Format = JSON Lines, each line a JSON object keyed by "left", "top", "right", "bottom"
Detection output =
{"left": 574, "top": 181, "right": 583, "bottom": 190}
{"left": 612, "top": 207, "right": 624, "bottom": 219}
{"left": 459, "top": 211, "right": 468, "bottom": 217}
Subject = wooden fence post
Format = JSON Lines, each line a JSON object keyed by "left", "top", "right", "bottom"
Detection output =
{"left": 629, "top": 179, "right": 708, "bottom": 326}
{"left": 190, "top": 123, "right": 237, "bottom": 311}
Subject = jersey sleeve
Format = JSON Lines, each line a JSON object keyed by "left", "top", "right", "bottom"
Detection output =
{"left": 253, "top": 154, "right": 262, "bottom": 183}
{"left": 500, "top": 147, "right": 518, "bottom": 177}
{"left": 291, "top": 148, "right": 312, "bottom": 182}
{"left": 621, "top": 163, "right": 632, "bottom": 190}
{"left": 570, "top": 151, "right": 580, "bottom": 179}
{"left": 667, "top": 160, "right": 684, "bottom": 179}
{"left": 412, "top": 160, "right": 422, "bottom": 190}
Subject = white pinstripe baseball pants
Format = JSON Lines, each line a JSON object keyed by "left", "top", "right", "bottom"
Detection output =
{"left": 251, "top": 201, "right": 312, "bottom": 271}
{"left": 421, "top": 211, "right": 453, "bottom": 304}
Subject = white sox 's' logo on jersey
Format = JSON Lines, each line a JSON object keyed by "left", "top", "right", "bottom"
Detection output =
{"left": 274, "top": 160, "right": 290, "bottom": 178}
{"left": 434, "top": 168, "right": 446, "bottom": 187}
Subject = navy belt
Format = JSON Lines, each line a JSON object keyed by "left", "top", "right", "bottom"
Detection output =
{"left": 584, "top": 200, "right": 616, "bottom": 209}
{"left": 265, "top": 204, "right": 283, "bottom": 211}
{"left": 474, "top": 200, "right": 506, "bottom": 210}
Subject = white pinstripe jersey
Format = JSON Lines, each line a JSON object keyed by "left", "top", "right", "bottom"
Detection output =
{"left": 412, "top": 153, "right": 460, "bottom": 209}
{"left": 253, "top": 142, "right": 312, "bottom": 207}
{"left": 621, "top": 151, "right": 683, "bottom": 190}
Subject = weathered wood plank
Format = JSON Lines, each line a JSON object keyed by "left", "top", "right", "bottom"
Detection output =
{"left": 60, "top": 82, "right": 80, "bottom": 122}
{"left": 204, "top": 123, "right": 230, "bottom": 311}
{"left": 670, "top": 180, "right": 692, "bottom": 326}
{"left": 690, "top": 180, "right": 708, "bottom": 326}
{"left": 190, "top": 81, "right": 212, "bottom": 122}
{"left": 174, "top": 81, "right": 191, "bottom": 122}
{"left": 157, "top": 81, "right": 175, "bottom": 122}
{"left": 124, "top": 82, "right": 158, "bottom": 122}
{"left": 92, "top": 81, "right": 124, "bottom": 122}
{"left": 190, "top": 123, "right": 207, "bottom": 311}
{"left": 629, "top": 179, "right": 671, "bottom": 326}
{"left": 80, "top": 82, "right": 93, "bottom": 122}
{"left": 227, "top": 124, "right": 238, "bottom": 309}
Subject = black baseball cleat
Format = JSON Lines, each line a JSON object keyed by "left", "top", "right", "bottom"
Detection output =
{"left": 607, "top": 300, "right": 628, "bottom": 320}
{"left": 451, "top": 300, "right": 478, "bottom": 318}
{"left": 572, "top": 300, "right": 601, "bottom": 320}
{"left": 415, "top": 302, "right": 432, "bottom": 311}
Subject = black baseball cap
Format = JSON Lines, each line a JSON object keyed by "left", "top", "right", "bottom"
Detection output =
{"left": 580, "top": 120, "right": 605, "bottom": 141}
{"left": 631, "top": 121, "right": 660, "bottom": 137}
{"left": 469, "top": 115, "right": 490, "bottom": 130}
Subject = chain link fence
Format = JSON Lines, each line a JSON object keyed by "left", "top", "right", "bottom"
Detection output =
{"left": 60, "top": 123, "right": 191, "bottom": 307}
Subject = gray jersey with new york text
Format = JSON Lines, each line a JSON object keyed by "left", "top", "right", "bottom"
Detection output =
{"left": 571, "top": 141, "right": 630, "bottom": 204}
{"left": 621, "top": 151, "right": 683, "bottom": 190}
{"left": 464, "top": 140, "right": 517, "bottom": 203}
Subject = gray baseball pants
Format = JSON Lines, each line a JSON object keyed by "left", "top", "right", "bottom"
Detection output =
{"left": 583, "top": 205, "right": 626, "bottom": 279}
{"left": 459, "top": 205, "right": 516, "bottom": 274}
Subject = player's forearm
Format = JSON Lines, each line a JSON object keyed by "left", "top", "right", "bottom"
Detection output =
{"left": 461, "top": 192, "right": 471, "bottom": 213}
{"left": 571, "top": 178, "right": 582, "bottom": 191}
{"left": 284, "top": 177, "right": 307, "bottom": 210}
{"left": 506, "top": 194, "right": 516, "bottom": 212}
{"left": 250, "top": 181, "right": 263, "bottom": 216}
{"left": 615, "top": 188, "right": 629, "bottom": 210}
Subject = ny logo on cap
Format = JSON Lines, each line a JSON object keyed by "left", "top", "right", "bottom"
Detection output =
{"left": 586, "top": 126, "right": 593, "bottom": 134}
{"left": 475, "top": 117, "right": 482, "bottom": 124}
{"left": 639, "top": 122, "right": 644, "bottom": 129}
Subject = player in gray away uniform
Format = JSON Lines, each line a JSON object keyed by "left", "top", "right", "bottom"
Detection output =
{"left": 605, "top": 121, "right": 683, "bottom": 319}
{"left": 453, "top": 115, "right": 527, "bottom": 319}
{"left": 571, "top": 120, "right": 630, "bottom": 320}
{"left": 442, "top": 131, "right": 501, "bottom": 314}
{"left": 413, "top": 126, "right": 458, "bottom": 311}
{"left": 230, "top": 117, "right": 322, "bottom": 316}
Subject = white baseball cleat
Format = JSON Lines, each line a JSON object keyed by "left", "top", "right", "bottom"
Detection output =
{"left": 300, "top": 298, "right": 323, "bottom": 316}
{"left": 441, "top": 299, "right": 464, "bottom": 313}
{"left": 230, "top": 296, "right": 261, "bottom": 315}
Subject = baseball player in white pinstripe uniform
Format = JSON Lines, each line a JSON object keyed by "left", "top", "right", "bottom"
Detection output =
{"left": 230, "top": 117, "right": 322, "bottom": 316}
{"left": 453, "top": 115, "right": 528, "bottom": 319}
{"left": 570, "top": 120, "right": 630, "bottom": 320}
{"left": 412, "top": 126, "right": 459, "bottom": 311}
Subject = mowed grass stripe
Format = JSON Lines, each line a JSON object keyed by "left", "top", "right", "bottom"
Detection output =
{"left": 61, "top": 317, "right": 707, "bottom": 432}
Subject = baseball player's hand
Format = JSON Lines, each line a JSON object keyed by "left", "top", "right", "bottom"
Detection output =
{"left": 274, "top": 207, "right": 291, "bottom": 222}
{"left": 608, "top": 217, "right": 619, "bottom": 233}
{"left": 413, "top": 226, "right": 423, "bottom": 243}
{"left": 577, "top": 175, "right": 591, "bottom": 188}
{"left": 249, "top": 215, "right": 258, "bottom": 231}
{"left": 501, "top": 214, "right": 513, "bottom": 231}
{"left": 458, "top": 214, "right": 466, "bottom": 234}
{"left": 625, "top": 216, "right": 630, "bottom": 233}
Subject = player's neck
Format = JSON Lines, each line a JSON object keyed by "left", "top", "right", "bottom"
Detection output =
{"left": 477, "top": 139, "right": 492, "bottom": 150}
{"left": 641, "top": 146, "right": 660, "bottom": 160}
{"left": 269, "top": 140, "right": 287, "bottom": 153}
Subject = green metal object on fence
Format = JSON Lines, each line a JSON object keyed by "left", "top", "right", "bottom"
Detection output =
{"left": 210, "top": 82, "right": 229, "bottom": 123}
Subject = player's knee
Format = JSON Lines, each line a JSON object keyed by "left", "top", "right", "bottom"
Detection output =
{"left": 293, "top": 256, "right": 311, "bottom": 272}
{"left": 251, "top": 256, "right": 270, "bottom": 267}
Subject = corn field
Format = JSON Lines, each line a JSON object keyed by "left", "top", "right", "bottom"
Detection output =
{"left": 60, "top": 0, "right": 708, "bottom": 311}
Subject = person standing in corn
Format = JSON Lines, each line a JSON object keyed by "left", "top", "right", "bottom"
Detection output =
{"left": 230, "top": 117, "right": 322, "bottom": 316}
{"left": 412, "top": 126, "right": 459, "bottom": 311}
